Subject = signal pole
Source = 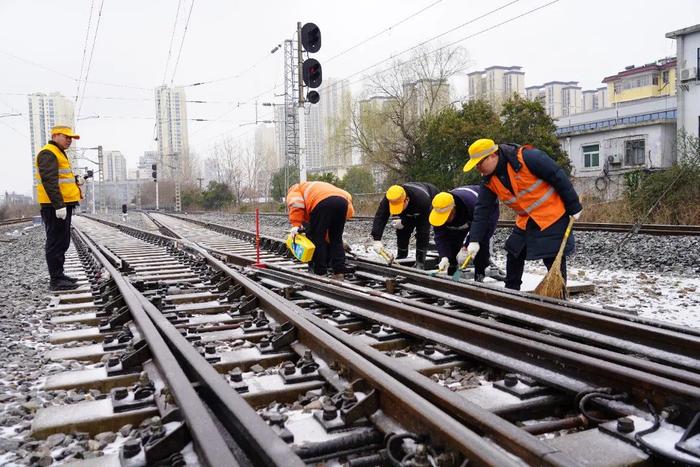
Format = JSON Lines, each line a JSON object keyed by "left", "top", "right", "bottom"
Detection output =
{"left": 97, "top": 145, "right": 105, "bottom": 213}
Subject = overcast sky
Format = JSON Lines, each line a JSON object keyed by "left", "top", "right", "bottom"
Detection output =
{"left": 1, "top": 0, "right": 698, "bottom": 196}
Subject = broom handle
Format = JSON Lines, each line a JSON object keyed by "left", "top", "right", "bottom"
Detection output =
{"left": 554, "top": 216, "right": 576, "bottom": 260}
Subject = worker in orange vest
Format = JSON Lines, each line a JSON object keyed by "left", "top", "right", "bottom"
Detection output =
{"left": 286, "top": 181, "right": 355, "bottom": 279}
{"left": 464, "top": 139, "right": 582, "bottom": 291}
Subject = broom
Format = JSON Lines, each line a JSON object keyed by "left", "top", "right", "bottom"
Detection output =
{"left": 533, "top": 216, "right": 575, "bottom": 299}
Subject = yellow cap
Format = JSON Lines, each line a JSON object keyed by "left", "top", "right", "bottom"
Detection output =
{"left": 429, "top": 192, "right": 455, "bottom": 226}
{"left": 386, "top": 185, "right": 407, "bottom": 215}
{"left": 464, "top": 138, "right": 497, "bottom": 172}
{"left": 51, "top": 125, "right": 80, "bottom": 140}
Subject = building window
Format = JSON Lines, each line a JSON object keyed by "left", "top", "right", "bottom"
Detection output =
{"left": 662, "top": 70, "right": 669, "bottom": 84}
{"left": 624, "top": 139, "right": 645, "bottom": 166}
{"left": 652, "top": 74, "right": 658, "bottom": 85}
{"left": 582, "top": 144, "right": 600, "bottom": 168}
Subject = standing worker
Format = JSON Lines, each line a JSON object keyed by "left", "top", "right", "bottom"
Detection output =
{"left": 286, "top": 181, "right": 355, "bottom": 279}
{"left": 464, "top": 139, "right": 582, "bottom": 291}
{"left": 429, "top": 186, "right": 499, "bottom": 279}
{"left": 370, "top": 182, "right": 438, "bottom": 269}
{"left": 36, "top": 125, "right": 84, "bottom": 291}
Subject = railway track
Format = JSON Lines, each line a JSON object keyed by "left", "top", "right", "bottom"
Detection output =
{"left": 0, "top": 217, "right": 32, "bottom": 227}
{"left": 242, "top": 211, "right": 700, "bottom": 236}
{"left": 32, "top": 211, "right": 698, "bottom": 465}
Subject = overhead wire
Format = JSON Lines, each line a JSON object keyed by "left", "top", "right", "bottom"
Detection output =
{"left": 162, "top": 0, "right": 183, "bottom": 85}
{"left": 77, "top": 0, "right": 106, "bottom": 119}
{"left": 170, "top": 0, "right": 196, "bottom": 86}
{"left": 75, "top": 0, "right": 96, "bottom": 103}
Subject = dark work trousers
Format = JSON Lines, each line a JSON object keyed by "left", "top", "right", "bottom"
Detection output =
{"left": 40, "top": 205, "right": 73, "bottom": 282}
{"left": 442, "top": 230, "right": 490, "bottom": 277}
{"left": 307, "top": 196, "right": 348, "bottom": 275}
{"left": 395, "top": 217, "right": 417, "bottom": 259}
{"left": 505, "top": 249, "right": 567, "bottom": 291}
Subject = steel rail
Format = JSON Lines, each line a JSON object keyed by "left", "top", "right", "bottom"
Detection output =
{"left": 71, "top": 226, "right": 243, "bottom": 467}
{"left": 183, "top": 241, "right": 578, "bottom": 467}
{"left": 157, "top": 213, "right": 700, "bottom": 349}
{"left": 73, "top": 220, "right": 304, "bottom": 467}
{"left": 83, "top": 220, "right": 537, "bottom": 465}
{"left": 0, "top": 217, "right": 32, "bottom": 226}
{"left": 242, "top": 264, "right": 700, "bottom": 412}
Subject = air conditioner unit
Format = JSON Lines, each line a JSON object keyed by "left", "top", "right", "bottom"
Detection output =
{"left": 608, "top": 154, "right": 622, "bottom": 164}
{"left": 680, "top": 67, "right": 697, "bottom": 82}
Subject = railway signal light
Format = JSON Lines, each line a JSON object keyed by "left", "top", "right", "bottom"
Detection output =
{"left": 300, "top": 22, "right": 322, "bottom": 103}
{"left": 301, "top": 23, "right": 321, "bottom": 53}
{"left": 151, "top": 163, "right": 157, "bottom": 182}
{"left": 302, "top": 59, "right": 322, "bottom": 88}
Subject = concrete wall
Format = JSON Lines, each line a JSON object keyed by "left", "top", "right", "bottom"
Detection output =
{"left": 678, "top": 32, "right": 700, "bottom": 140}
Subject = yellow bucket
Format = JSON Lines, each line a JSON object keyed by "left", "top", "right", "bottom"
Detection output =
{"left": 286, "top": 233, "right": 315, "bottom": 263}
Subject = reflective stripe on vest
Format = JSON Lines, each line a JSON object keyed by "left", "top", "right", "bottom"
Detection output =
{"left": 36, "top": 144, "right": 81, "bottom": 205}
{"left": 485, "top": 146, "right": 565, "bottom": 231}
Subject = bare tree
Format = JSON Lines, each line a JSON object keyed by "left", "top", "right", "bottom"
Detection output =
{"left": 351, "top": 46, "right": 469, "bottom": 179}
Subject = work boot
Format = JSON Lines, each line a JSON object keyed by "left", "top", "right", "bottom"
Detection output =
{"left": 59, "top": 274, "right": 79, "bottom": 283}
{"left": 50, "top": 278, "right": 77, "bottom": 291}
{"left": 474, "top": 273, "right": 485, "bottom": 283}
{"left": 331, "top": 273, "right": 345, "bottom": 281}
{"left": 415, "top": 249, "right": 427, "bottom": 270}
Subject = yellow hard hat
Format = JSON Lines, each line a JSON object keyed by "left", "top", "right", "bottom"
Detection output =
{"left": 51, "top": 125, "right": 80, "bottom": 140}
{"left": 464, "top": 138, "right": 497, "bottom": 172}
{"left": 429, "top": 192, "right": 455, "bottom": 226}
{"left": 386, "top": 185, "right": 407, "bottom": 215}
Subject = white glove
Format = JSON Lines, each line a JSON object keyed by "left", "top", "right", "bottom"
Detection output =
{"left": 391, "top": 219, "right": 404, "bottom": 230}
{"left": 289, "top": 226, "right": 300, "bottom": 237}
{"left": 371, "top": 240, "right": 383, "bottom": 253}
{"left": 456, "top": 247, "right": 469, "bottom": 265}
{"left": 55, "top": 207, "right": 67, "bottom": 220}
{"left": 76, "top": 176, "right": 86, "bottom": 187}
{"left": 466, "top": 242, "right": 480, "bottom": 257}
{"left": 572, "top": 210, "right": 582, "bottom": 220}
{"left": 437, "top": 257, "right": 449, "bottom": 272}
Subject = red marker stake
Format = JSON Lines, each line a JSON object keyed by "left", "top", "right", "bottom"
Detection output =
{"left": 255, "top": 208, "right": 261, "bottom": 266}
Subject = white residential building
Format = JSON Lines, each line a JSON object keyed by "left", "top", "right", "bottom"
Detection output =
{"left": 667, "top": 24, "right": 700, "bottom": 145}
{"left": 468, "top": 66, "right": 525, "bottom": 110}
{"left": 582, "top": 87, "right": 609, "bottom": 112}
{"left": 27, "top": 92, "right": 75, "bottom": 200}
{"left": 102, "top": 150, "right": 127, "bottom": 182}
{"left": 557, "top": 96, "right": 677, "bottom": 200}
{"left": 526, "top": 81, "right": 581, "bottom": 118}
{"left": 155, "top": 86, "right": 189, "bottom": 179}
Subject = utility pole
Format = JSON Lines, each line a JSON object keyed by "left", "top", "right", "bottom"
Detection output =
{"left": 174, "top": 152, "right": 182, "bottom": 212}
{"left": 197, "top": 177, "right": 204, "bottom": 190}
{"left": 283, "top": 39, "right": 299, "bottom": 192}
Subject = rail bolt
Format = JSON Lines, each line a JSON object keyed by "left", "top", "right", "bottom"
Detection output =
{"left": 504, "top": 374, "right": 518, "bottom": 387}
{"left": 617, "top": 417, "right": 635, "bottom": 433}
{"left": 229, "top": 368, "right": 243, "bottom": 382}
{"left": 107, "top": 356, "right": 121, "bottom": 367}
{"left": 205, "top": 344, "right": 216, "bottom": 354}
{"left": 371, "top": 324, "right": 381, "bottom": 334}
{"left": 322, "top": 403, "right": 337, "bottom": 420}
{"left": 268, "top": 413, "right": 286, "bottom": 427}
{"left": 423, "top": 345, "right": 435, "bottom": 355}
{"left": 284, "top": 362, "right": 297, "bottom": 375}
{"left": 122, "top": 439, "right": 142, "bottom": 458}
{"left": 113, "top": 387, "right": 129, "bottom": 400}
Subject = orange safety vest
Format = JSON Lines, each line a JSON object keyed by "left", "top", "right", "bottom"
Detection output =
{"left": 485, "top": 146, "right": 565, "bottom": 231}
{"left": 286, "top": 181, "right": 355, "bottom": 226}
{"left": 36, "top": 143, "right": 81, "bottom": 205}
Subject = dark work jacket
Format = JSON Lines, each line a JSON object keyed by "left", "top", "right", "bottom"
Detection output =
{"left": 470, "top": 144, "right": 582, "bottom": 260}
{"left": 37, "top": 141, "right": 79, "bottom": 208}
{"left": 371, "top": 182, "right": 438, "bottom": 247}
{"left": 434, "top": 185, "right": 498, "bottom": 258}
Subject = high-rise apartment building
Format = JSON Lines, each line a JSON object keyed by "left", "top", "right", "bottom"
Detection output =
{"left": 526, "top": 81, "right": 582, "bottom": 118}
{"left": 102, "top": 150, "right": 127, "bottom": 181}
{"left": 468, "top": 66, "right": 525, "bottom": 110}
{"left": 582, "top": 87, "right": 609, "bottom": 112}
{"left": 155, "top": 86, "right": 189, "bottom": 180}
{"left": 27, "top": 92, "right": 75, "bottom": 199}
